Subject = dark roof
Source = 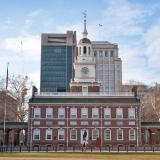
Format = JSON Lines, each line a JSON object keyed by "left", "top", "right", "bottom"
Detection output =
{"left": 29, "top": 97, "right": 140, "bottom": 104}
{"left": 78, "top": 38, "right": 91, "bottom": 44}
{"left": 141, "top": 122, "right": 160, "bottom": 126}
{"left": 0, "top": 122, "right": 28, "bottom": 129}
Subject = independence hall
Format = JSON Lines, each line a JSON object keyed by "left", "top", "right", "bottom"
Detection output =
{"left": 27, "top": 15, "right": 141, "bottom": 148}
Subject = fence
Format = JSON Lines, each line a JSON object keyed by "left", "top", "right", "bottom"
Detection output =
{"left": 0, "top": 145, "right": 160, "bottom": 152}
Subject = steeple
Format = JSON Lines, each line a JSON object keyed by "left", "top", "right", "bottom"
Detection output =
{"left": 82, "top": 11, "right": 88, "bottom": 38}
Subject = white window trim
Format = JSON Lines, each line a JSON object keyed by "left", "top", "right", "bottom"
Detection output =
{"left": 81, "top": 108, "right": 88, "bottom": 119}
{"left": 45, "top": 128, "right": 52, "bottom": 140}
{"left": 104, "top": 108, "right": 111, "bottom": 119}
{"left": 92, "top": 128, "right": 99, "bottom": 140}
{"left": 117, "top": 128, "right": 123, "bottom": 140}
{"left": 34, "top": 108, "right": 41, "bottom": 119}
{"left": 58, "top": 108, "right": 65, "bottom": 119}
{"left": 129, "top": 128, "right": 136, "bottom": 141}
{"left": 70, "top": 129, "right": 77, "bottom": 140}
{"left": 104, "top": 129, "right": 111, "bottom": 140}
{"left": 58, "top": 128, "right": 65, "bottom": 140}
{"left": 116, "top": 108, "right": 123, "bottom": 119}
{"left": 46, "top": 108, "right": 53, "bottom": 119}
{"left": 33, "top": 128, "right": 40, "bottom": 140}
{"left": 128, "top": 108, "right": 135, "bottom": 119}
{"left": 92, "top": 108, "right": 99, "bottom": 119}
{"left": 70, "top": 108, "right": 77, "bottom": 119}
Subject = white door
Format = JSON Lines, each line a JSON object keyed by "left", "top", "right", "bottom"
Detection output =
{"left": 81, "top": 129, "right": 88, "bottom": 146}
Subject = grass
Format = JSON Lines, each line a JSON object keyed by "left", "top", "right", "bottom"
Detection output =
{"left": 0, "top": 152, "right": 160, "bottom": 160}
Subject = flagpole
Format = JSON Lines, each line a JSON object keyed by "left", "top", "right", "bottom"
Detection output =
{"left": 3, "top": 62, "right": 9, "bottom": 149}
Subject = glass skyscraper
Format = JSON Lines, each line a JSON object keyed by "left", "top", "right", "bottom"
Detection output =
{"left": 40, "top": 31, "right": 77, "bottom": 92}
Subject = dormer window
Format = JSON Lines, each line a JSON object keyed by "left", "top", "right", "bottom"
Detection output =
{"left": 84, "top": 46, "right": 86, "bottom": 54}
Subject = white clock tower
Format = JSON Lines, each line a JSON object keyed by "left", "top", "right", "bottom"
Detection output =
{"left": 70, "top": 13, "right": 100, "bottom": 93}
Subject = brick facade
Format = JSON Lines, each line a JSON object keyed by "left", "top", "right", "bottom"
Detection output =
{"left": 28, "top": 94, "right": 141, "bottom": 148}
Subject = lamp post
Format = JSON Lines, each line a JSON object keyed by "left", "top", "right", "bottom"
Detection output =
{"left": 100, "top": 106, "right": 103, "bottom": 148}
{"left": 30, "top": 106, "right": 33, "bottom": 150}
{"left": 3, "top": 63, "right": 9, "bottom": 150}
{"left": 3, "top": 89, "right": 7, "bottom": 150}
{"left": 66, "top": 106, "right": 69, "bottom": 148}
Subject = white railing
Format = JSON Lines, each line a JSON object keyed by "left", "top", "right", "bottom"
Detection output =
{"left": 35, "top": 92, "right": 134, "bottom": 97}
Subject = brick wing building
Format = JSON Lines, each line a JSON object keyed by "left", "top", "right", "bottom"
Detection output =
{"left": 28, "top": 92, "right": 140, "bottom": 148}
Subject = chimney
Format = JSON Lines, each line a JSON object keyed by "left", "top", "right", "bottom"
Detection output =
{"left": 32, "top": 86, "right": 38, "bottom": 97}
{"left": 132, "top": 86, "right": 137, "bottom": 97}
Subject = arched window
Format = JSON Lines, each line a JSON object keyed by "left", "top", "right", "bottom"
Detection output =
{"left": 46, "top": 128, "right": 52, "bottom": 140}
{"left": 33, "top": 128, "right": 40, "bottom": 140}
{"left": 104, "top": 129, "right": 111, "bottom": 140}
{"left": 92, "top": 128, "right": 99, "bottom": 140}
{"left": 70, "top": 129, "right": 77, "bottom": 140}
{"left": 83, "top": 46, "right": 86, "bottom": 54}
{"left": 129, "top": 128, "right": 136, "bottom": 140}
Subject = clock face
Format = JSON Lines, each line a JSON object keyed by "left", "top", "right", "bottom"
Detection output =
{"left": 81, "top": 67, "right": 89, "bottom": 75}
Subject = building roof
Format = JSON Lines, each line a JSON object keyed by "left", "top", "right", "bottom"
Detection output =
{"left": 78, "top": 38, "right": 91, "bottom": 44}
{"left": 0, "top": 122, "right": 28, "bottom": 129}
{"left": 141, "top": 122, "right": 160, "bottom": 128}
{"left": 29, "top": 96, "right": 140, "bottom": 104}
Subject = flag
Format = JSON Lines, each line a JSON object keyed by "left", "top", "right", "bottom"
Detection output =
{"left": 6, "top": 64, "right": 9, "bottom": 89}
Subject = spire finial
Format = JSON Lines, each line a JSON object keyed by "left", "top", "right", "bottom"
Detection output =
{"left": 82, "top": 10, "right": 88, "bottom": 38}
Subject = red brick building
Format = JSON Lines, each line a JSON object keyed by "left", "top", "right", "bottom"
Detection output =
{"left": 28, "top": 91, "right": 141, "bottom": 148}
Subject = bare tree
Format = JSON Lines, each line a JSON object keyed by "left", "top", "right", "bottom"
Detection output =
{"left": 0, "top": 74, "right": 33, "bottom": 122}
{"left": 123, "top": 80, "right": 160, "bottom": 122}
{"left": 148, "top": 83, "right": 160, "bottom": 121}
{"left": 140, "top": 83, "right": 160, "bottom": 122}
{"left": 8, "top": 74, "right": 33, "bottom": 122}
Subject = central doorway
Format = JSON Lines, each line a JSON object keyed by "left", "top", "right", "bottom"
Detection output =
{"left": 81, "top": 129, "right": 88, "bottom": 146}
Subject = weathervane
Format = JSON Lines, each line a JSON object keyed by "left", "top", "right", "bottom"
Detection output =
{"left": 82, "top": 10, "right": 88, "bottom": 37}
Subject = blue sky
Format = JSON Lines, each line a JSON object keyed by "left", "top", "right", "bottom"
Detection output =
{"left": 0, "top": 0, "right": 160, "bottom": 89}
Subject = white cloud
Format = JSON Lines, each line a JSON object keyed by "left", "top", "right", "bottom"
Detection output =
{"left": 3, "top": 35, "right": 41, "bottom": 56}
{"left": 27, "top": 71, "right": 40, "bottom": 90}
{"left": 24, "top": 9, "right": 42, "bottom": 31}
{"left": 144, "top": 21, "right": 160, "bottom": 68}
{"left": 1, "top": 0, "right": 160, "bottom": 88}
{"left": 101, "top": 0, "right": 147, "bottom": 37}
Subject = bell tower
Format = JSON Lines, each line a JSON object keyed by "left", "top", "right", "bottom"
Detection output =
{"left": 70, "top": 12, "right": 100, "bottom": 93}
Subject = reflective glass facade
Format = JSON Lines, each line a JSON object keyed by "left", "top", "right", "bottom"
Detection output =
{"left": 40, "top": 46, "right": 73, "bottom": 92}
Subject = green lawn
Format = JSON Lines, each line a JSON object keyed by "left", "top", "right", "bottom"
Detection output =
{"left": 0, "top": 152, "right": 160, "bottom": 160}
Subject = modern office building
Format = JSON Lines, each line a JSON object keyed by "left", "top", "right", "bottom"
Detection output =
{"left": 40, "top": 31, "right": 77, "bottom": 92}
{"left": 92, "top": 41, "right": 122, "bottom": 93}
